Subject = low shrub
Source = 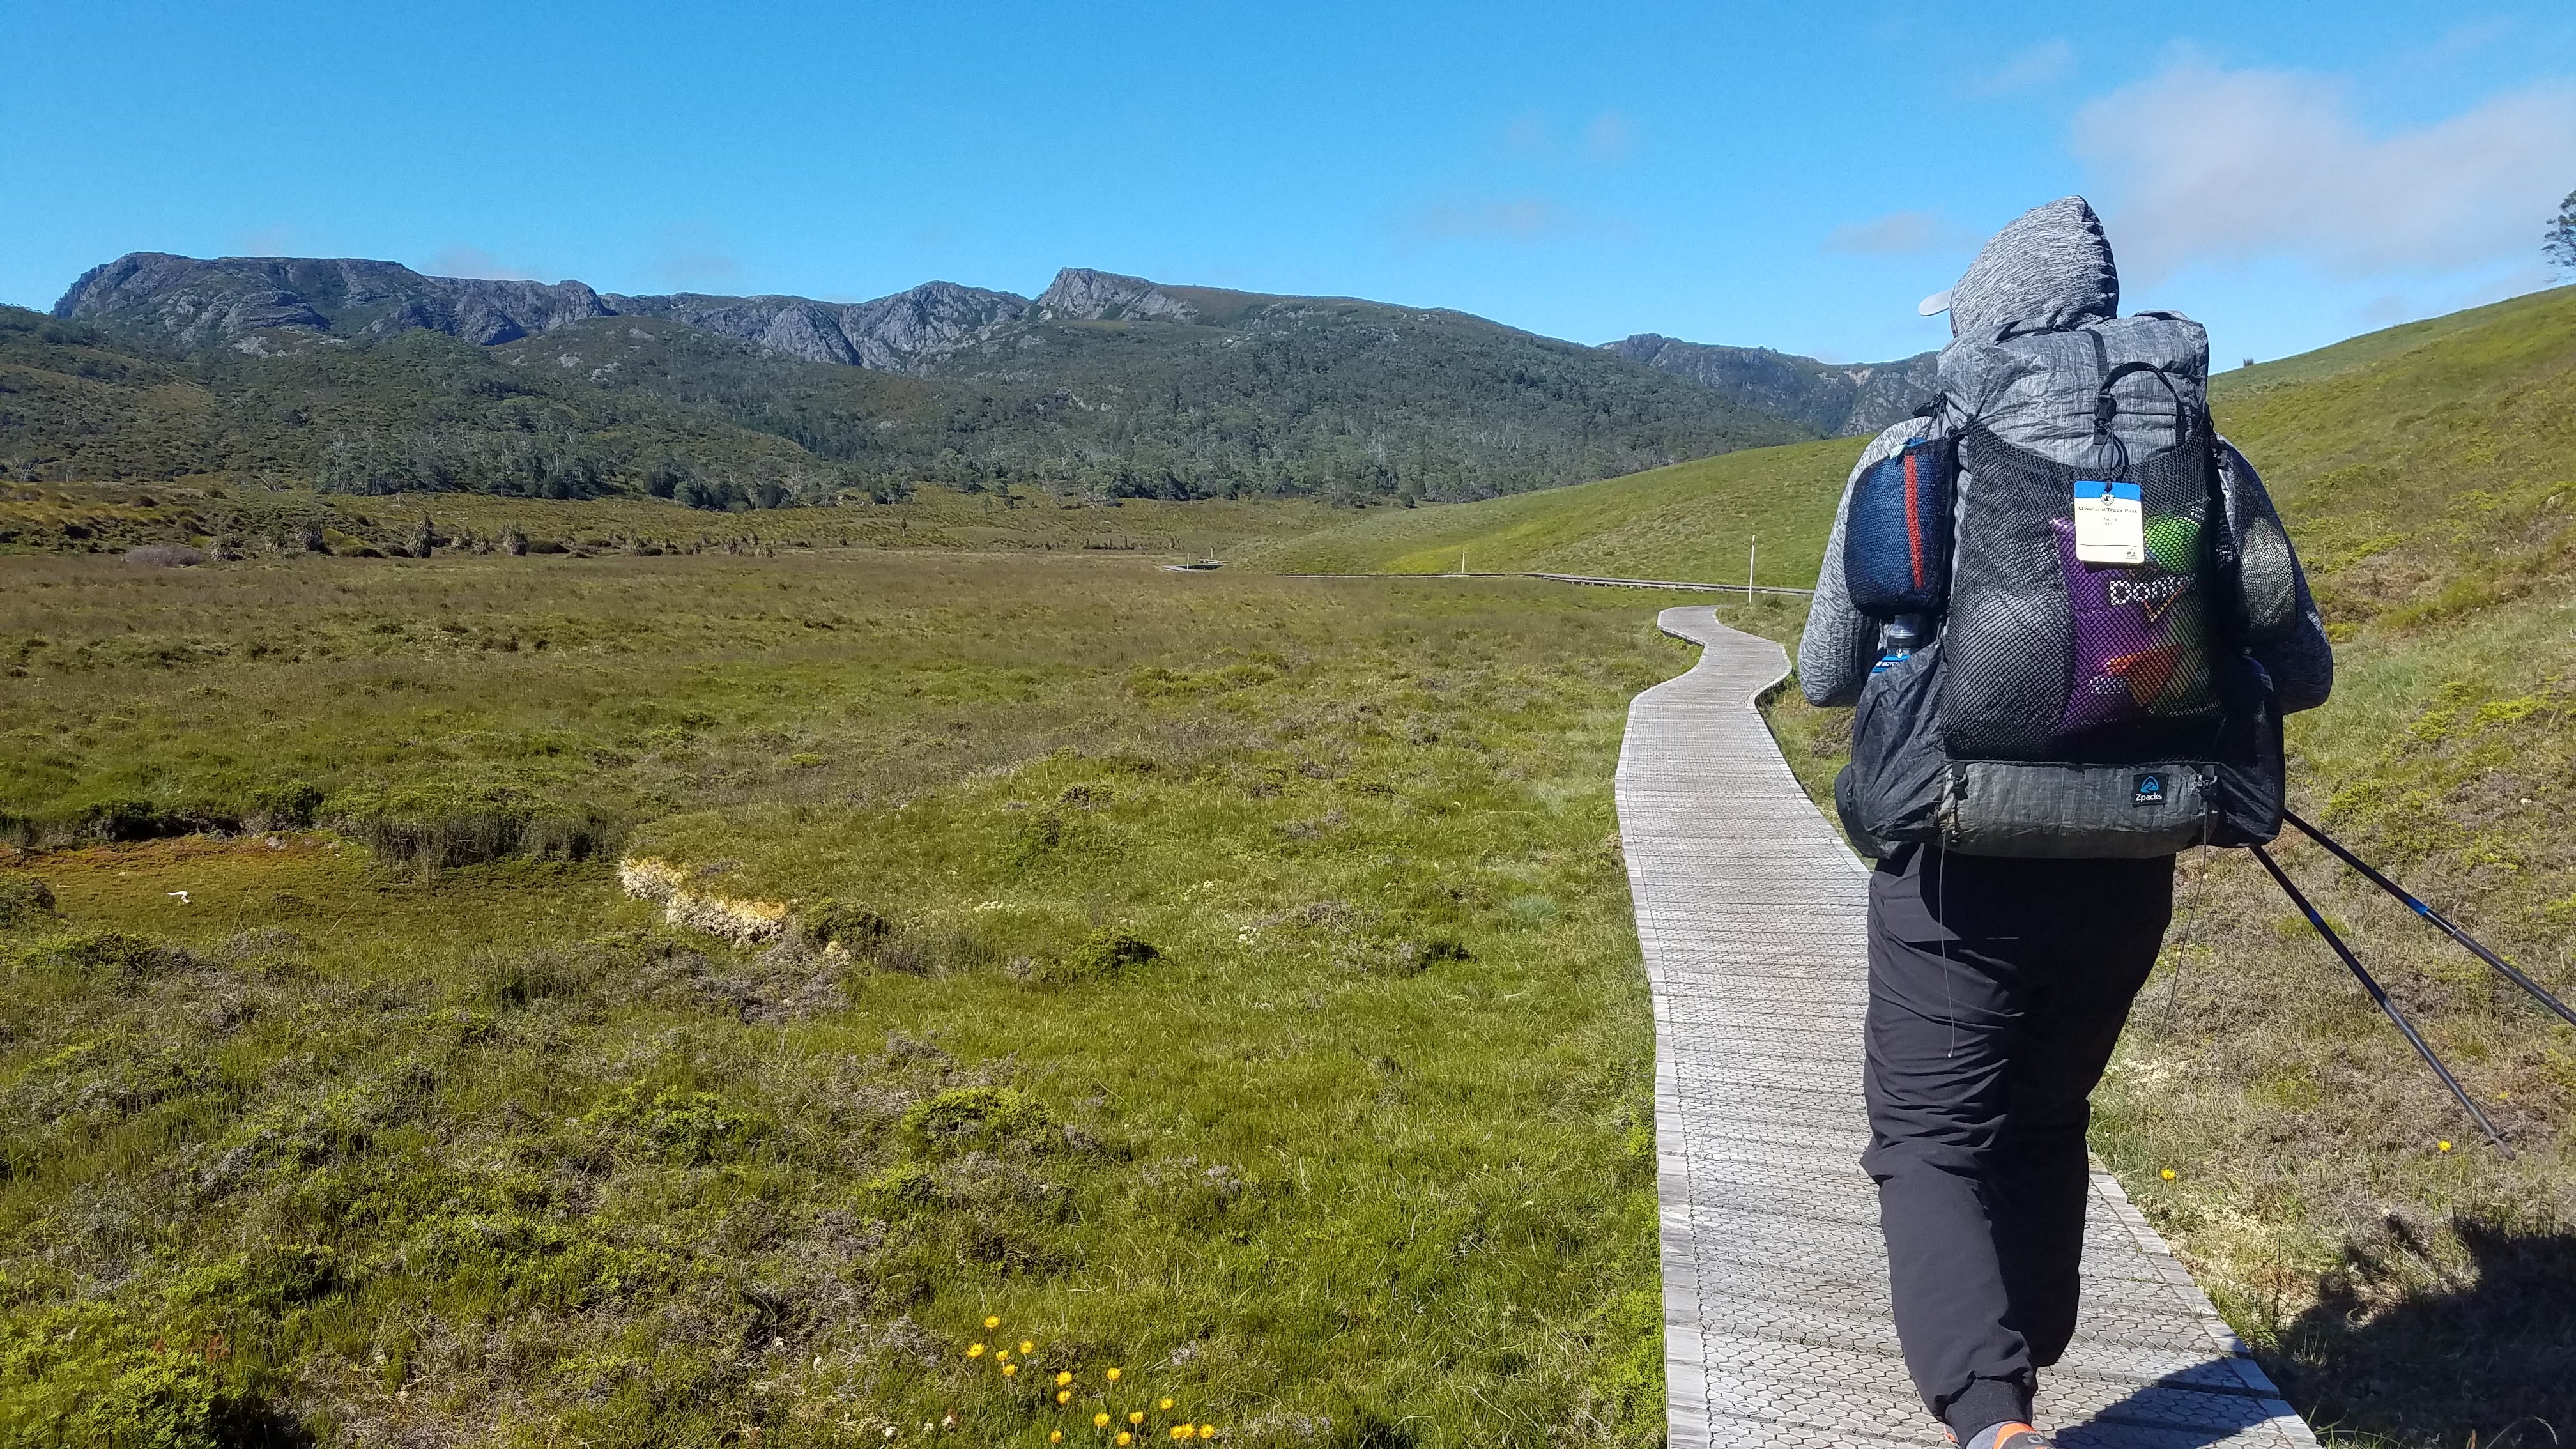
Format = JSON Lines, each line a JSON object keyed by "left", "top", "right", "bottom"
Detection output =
{"left": 798, "top": 896, "right": 891, "bottom": 951}
{"left": 0, "top": 873, "right": 56, "bottom": 926}
{"left": 245, "top": 781, "right": 324, "bottom": 831}
{"left": 1033, "top": 928, "right": 1160, "bottom": 984}
{"left": 899, "top": 1086, "right": 1056, "bottom": 1158}
{"left": 329, "top": 783, "right": 620, "bottom": 873}
{"left": 14, "top": 930, "right": 197, "bottom": 982}
{"left": 578, "top": 1085, "right": 768, "bottom": 1165}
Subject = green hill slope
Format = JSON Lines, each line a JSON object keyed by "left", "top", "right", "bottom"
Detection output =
{"left": 1243, "top": 435, "right": 1863, "bottom": 585}
{"left": 1255, "top": 283, "right": 2576, "bottom": 601}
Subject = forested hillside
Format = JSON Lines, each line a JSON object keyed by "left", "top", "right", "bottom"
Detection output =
{"left": 20, "top": 255, "right": 1820, "bottom": 505}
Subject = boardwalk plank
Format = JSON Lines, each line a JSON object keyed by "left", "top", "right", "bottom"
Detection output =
{"left": 1616, "top": 606, "right": 2314, "bottom": 1448}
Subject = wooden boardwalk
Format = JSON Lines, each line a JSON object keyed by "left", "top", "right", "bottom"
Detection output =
{"left": 1614, "top": 606, "right": 2317, "bottom": 1449}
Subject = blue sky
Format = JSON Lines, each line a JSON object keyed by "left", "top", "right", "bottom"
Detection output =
{"left": 4, "top": 1, "right": 2572, "bottom": 365}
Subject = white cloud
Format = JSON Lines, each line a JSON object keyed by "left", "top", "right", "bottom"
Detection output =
{"left": 1973, "top": 40, "right": 2074, "bottom": 98}
{"left": 2073, "top": 61, "right": 2576, "bottom": 283}
{"left": 427, "top": 245, "right": 539, "bottom": 280}
{"left": 1822, "top": 210, "right": 1977, "bottom": 256}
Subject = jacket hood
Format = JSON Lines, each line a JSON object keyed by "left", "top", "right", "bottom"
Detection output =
{"left": 1946, "top": 197, "right": 2119, "bottom": 342}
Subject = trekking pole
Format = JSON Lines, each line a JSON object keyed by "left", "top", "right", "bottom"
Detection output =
{"left": 2283, "top": 809, "right": 2576, "bottom": 1029}
{"left": 2249, "top": 843, "right": 2513, "bottom": 1157}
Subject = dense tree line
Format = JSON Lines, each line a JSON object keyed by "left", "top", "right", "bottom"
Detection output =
{"left": 3, "top": 300, "right": 1812, "bottom": 507}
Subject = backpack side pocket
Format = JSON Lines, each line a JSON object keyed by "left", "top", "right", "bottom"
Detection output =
{"left": 1846, "top": 638, "right": 1948, "bottom": 848}
{"left": 1843, "top": 436, "right": 1956, "bottom": 618}
{"left": 2205, "top": 652, "right": 2285, "bottom": 847}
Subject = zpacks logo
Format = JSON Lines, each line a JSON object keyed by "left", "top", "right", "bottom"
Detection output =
{"left": 2133, "top": 773, "right": 2168, "bottom": 806}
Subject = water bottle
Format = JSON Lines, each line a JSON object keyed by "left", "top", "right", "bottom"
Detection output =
{"left": 1871, "top": 613, "right": 1927, "bottom": 673}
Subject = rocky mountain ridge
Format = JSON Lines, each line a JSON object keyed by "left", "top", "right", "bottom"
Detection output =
{"left": 53, "top": 256, "right": 1276, "bottom": 374}
{"left": 56, "top": 254, "right": 1933, "bottom": 434}
{"left": 1598, "top": 334, "right": 1938, "bottom": 438}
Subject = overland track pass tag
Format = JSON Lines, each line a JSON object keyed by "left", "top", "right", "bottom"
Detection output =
{"left": 2073, "top": 480, "right": 2145, "bottom": 565}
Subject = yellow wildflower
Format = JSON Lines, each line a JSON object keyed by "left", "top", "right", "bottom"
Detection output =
{"left": 1106, "top": 1367, "right": 1123, "bottom": 1383}
{"left": 2159, "top": 1168, "right": 2175, "bottom": 1181}
{"left": 968, "top": 1344, "right": 985, "bottom": 1358}
{"left": 2439, "top": 1140, "right": 2454, "bottom": 1152}
{"left": 1057, "top": 1371, "right": 1073, "bottom": 1386}
{"left": 1057, "top": 1390, "right": 1073, "bottom": 1405}
{"left": 985, "top": 1316, "right": 1001, "bottom": 1330}
{"left": 1021, "top": 1340, "right": 1034, "bottom": 1355}
{"left": 1172, "top": 1429, "right": 1191, "bottom": 1443}
{"left": 1052, "top": 1436, "right": 1064, "bottom": 1445}
{"left": 1129, "top": 1413, "right": 1145, "bottom": 1426}
{"left": 1119, "top": 1436, "right": 1133, "bottom": 1447}
{"left": 1002, "top": 1363, "right": 1018, "bottom": 1377}
{"left": 1095, "top": 1414, "right": 1112, "bottom": 1429}
{"left": 1159, "top": 1399, "right": 1174, "bottom": 1412}
{"left": 1199, "top": 1429, "right": 1215, "bottom": 1441}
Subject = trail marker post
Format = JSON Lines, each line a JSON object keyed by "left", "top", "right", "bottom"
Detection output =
{"left": 1746, "top": 536, "right": 1756, "bottom": 604}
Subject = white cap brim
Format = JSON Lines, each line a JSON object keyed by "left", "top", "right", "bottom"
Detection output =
{"left": 1917, "top": 288, "right": 1952, "bottom": 317}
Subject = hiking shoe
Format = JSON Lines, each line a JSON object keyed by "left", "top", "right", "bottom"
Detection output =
{"left": 1962, "top": 1423, "right": 2050, "bottom": 1449}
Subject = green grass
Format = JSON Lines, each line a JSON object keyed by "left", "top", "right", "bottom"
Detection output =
{"left": 0, "top": 477, "right": 1342, "bottom": 567}
{"left": 0, "top": 551, "right": 1683, "bottom": 1447}
{"left": 1240, "top": 437, "right": 1863, "bottom": 586}
{"left": 10, "top": 280, "right": 2576, "bottom": 1448}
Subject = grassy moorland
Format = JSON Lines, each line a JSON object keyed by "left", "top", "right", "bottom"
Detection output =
{"left": 6, "top": 277, "right": 2574, "bottom": 1449}
{"left": 0, "top": 546, "right": 1776, "bottom": 1448}
{"left": 0, "top": 476, "right": 1340, "bottom": 567}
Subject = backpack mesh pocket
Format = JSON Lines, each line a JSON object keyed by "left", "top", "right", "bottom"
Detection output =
{"left": 2052, "top": 507, "right": 2218, "bottom": 739}
{"left": 1843, "top": 437, "right": 1954, "bottom": 617}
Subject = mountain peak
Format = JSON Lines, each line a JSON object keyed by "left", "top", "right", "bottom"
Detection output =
{"left": 1036, "top": 268, "right": 1200, "bottom": 323}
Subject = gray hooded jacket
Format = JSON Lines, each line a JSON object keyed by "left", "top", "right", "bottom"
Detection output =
{"left": 1797, "top": 197, "right": 2332, "bottom": 714}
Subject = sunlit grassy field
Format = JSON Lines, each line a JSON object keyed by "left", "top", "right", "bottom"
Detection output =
{"left": 9, "top": 280, "right": 2576, "bottom": 1449}
{"left": 0, "top": 477, "right": 1342, "bottom": 564}
{"left": 0, "top": 548, "right": 1698, "bottom": 1448}
{"left": 1240, "top": 438, "right": 1861, "bottom": 588}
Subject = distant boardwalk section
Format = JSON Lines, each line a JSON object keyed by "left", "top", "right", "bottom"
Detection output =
{"left": 1613, "top": 606, "right": 2317, "bottom": 1449}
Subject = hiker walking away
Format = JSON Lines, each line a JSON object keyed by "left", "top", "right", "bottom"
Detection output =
{"left": 1798, "top": 197, "right": 2334, "bottom": 1449}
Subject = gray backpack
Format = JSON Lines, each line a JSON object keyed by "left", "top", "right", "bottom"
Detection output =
{"left": 1834, "top": 310, "right": 2312, "bottom": 858}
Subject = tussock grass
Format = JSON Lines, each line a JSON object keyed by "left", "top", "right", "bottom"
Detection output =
{"left": 0, "top": 556, "right": 1675, "bottom": 1446}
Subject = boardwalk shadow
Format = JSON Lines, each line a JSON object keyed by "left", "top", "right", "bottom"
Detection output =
{"left": 2264, "top": 1216, "right": 2576, "bottom": 1447}
{"left": 2058, "top": 1372, "right": 2301, "bottom": 1448}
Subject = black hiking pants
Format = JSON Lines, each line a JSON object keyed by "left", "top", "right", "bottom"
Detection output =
{"left": 1861, "top": 843, "right": 2174, "bottom": 1436}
